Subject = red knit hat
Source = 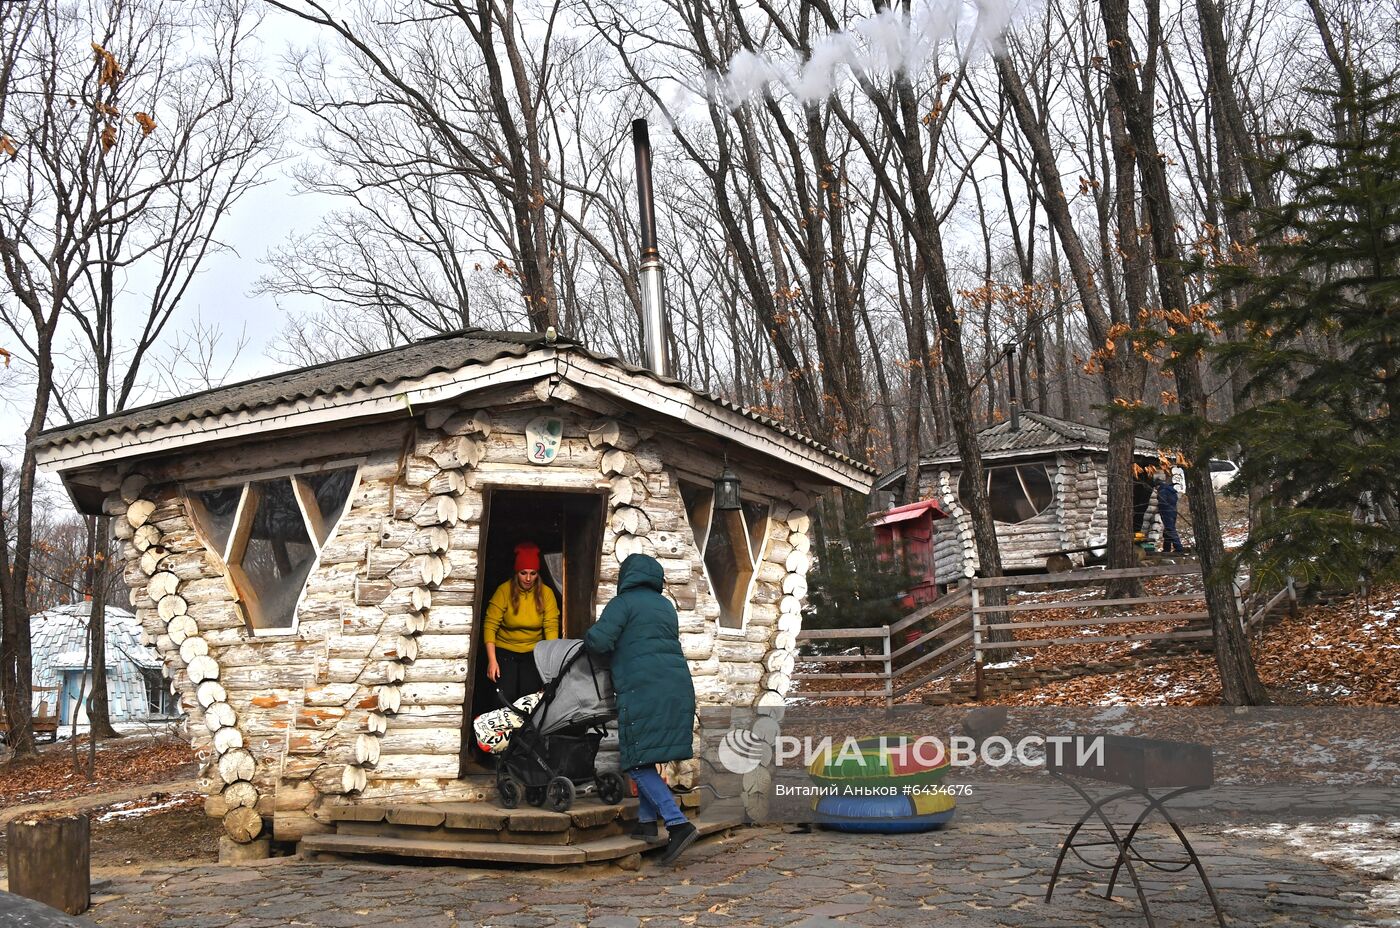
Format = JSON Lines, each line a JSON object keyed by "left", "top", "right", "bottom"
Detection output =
{"left": 514, "top": 542, "right": 541, "bottom": 572}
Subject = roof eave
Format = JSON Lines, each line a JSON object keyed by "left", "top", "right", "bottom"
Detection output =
{"left": 560, "top": 353, "right": 874, "bottom": 492}
{"left": 37, "top": 348, "right": 874, "bottom": 494}
{"left": 35, "top": 351, "right": 559, "bottom": 476}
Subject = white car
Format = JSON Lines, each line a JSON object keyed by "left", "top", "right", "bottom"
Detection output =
{"left": 1209, "top": 459, "right": 1240, "bottom": 491}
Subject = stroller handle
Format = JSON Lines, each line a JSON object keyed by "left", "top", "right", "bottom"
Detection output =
{"left": 495, "top": 687, "right": 531, "bottom": 722}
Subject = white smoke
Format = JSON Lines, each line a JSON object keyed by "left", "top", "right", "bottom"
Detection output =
{"left": 715, "top": 0, "right": 1036, "bottom": 108}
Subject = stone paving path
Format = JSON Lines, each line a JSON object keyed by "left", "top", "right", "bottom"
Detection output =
{"left": 86, "top": 822, "right": 1396, "bottom": 928}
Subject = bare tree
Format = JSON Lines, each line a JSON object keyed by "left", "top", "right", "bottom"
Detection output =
{"left": 0, "top": 0, "right": 281, "bottom": 751}
{"left": 263, "top": 0, "right": 616, "bottom": 335}
{"left": 989, "top": 11, "right": 1151, "bottom": 583}
{"left": 1099, "top": 0, "right": 1266, "bottom": 705}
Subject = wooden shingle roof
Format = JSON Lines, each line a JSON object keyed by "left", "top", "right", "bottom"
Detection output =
{"left": 920, "top": 411, "right": 1160, "bottom": 464}
{"left": 874, "top": 411, "right": 1162, "bottom": 491}
{"left": 35, "top": 329, "right": 875, "bottom": 501}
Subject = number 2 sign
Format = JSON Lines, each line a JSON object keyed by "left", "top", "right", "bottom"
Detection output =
{"left": 524, "top": 416, "right": 563, "bottom": 465}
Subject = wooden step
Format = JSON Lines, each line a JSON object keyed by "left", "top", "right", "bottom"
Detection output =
{"left": 299, "top": 813, "right": 744, "bottom": 866}
{"left": 321, "top": 798, "right": 639, "bottom": 832}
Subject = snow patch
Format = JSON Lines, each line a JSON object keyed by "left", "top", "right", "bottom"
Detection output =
{"left": 1230, "top": 820, "right": 1400, "bottom": 921}
{"left": 95, "top": 791, "right": 200, "bottom": 823}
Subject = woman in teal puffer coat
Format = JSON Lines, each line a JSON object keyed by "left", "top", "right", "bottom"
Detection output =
{"left": 585, "top": 553, "right": 698, "bottom": 865}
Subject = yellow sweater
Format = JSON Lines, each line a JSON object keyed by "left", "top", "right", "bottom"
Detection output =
{"left": 483, "top": 581, "right": 560, "bottom": 653}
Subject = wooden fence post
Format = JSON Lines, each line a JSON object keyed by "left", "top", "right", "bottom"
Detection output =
{"left": 970, "top": 583, "right": 984, "bottom": 702}
{"left": 881, "top": 625, "right": 893, "bottom": 708}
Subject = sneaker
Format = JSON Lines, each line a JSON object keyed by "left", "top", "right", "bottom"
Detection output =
{"left": 629, "top": 820, "right": 667, "bottom": 846}
{"left": 658, "top": 821, "right": 698, "bottom": 865}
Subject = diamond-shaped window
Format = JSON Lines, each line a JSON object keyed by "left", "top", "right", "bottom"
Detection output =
{"left": 185, "top": 466, "right": 357, "bottom": 632}
{"left": 680, "top": 481, "right": 770, "bottom": 630}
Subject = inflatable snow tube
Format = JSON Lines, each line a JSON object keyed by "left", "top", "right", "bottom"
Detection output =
{"left": 806, "top": 734, "right": 951, "bottom": 790}
{"left": 815, "top": 791, "right": 956, "bottom": 833}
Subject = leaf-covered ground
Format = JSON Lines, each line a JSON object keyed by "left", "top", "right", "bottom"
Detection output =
{"left": 987, "top": 583, "right": 1400, "bottom": 707}
{"left": 0, "top": 733, "right": 197, "bottom": 809}
{"left": 794, "top": 582, "right": 1400, "bottom": 708}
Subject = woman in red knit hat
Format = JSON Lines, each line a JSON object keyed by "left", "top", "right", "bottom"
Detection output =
{"left": 483, "top": 541, "right": 561, "bottom": 704}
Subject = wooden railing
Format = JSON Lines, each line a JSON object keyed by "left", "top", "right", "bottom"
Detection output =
{"left": 792, "top": 625, "right": 892, "bottom": 701}
{"left": 792, "top": 565, "right": 1297, "bottom": 706}
{"left": 1239, "top": 577, "right": 1299, "bottom": 630}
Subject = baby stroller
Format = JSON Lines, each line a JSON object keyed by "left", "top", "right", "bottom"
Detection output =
{"left": 495, "top": 639, "right": 626, "bottom": 812}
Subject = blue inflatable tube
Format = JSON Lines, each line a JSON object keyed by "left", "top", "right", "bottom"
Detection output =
{"left": 815, "top": 793, "right": 956, "bottom": 834}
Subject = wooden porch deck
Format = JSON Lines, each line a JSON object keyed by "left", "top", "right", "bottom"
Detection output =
{"left": 300, "top": 794, "right": 743, "bottom": 866}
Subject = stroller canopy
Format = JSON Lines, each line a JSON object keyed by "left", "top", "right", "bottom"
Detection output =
{"left": 533, "top": 639, "right": 615, "bottom": 734}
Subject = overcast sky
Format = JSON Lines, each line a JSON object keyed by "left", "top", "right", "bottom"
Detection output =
{"left": 1, "top": 5, "right": 336, "bottom": 500}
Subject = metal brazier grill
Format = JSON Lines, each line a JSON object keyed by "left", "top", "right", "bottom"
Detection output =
{"left": 1045, "top": 734, "right": 1226, "bottom": 928}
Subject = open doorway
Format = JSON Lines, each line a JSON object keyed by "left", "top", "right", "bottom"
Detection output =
{"left": 1132, "top": 476, "right": 1156, "bottom": 536}
{"left": 459, "top": 487, "right": 607, "bottom": 775}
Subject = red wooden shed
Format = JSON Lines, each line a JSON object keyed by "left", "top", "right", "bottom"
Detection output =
{"left": 869, "top": 498, "right": 948, "bottom": 609}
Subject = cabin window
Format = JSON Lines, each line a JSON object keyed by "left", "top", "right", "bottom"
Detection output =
{"left": 680, "top": 480, "right": 770, "bottom": 630}
{"left": 142, "top": 668, "right": 178, "bottom": 717}
{"left": 184, "top": 465, "right": 358, "bottom": 633}
{"left": 190, "top": 485, "right": 241, "bottom": 554}
{"left": 960, "top": 463, "right": 1054, "bottom": 524}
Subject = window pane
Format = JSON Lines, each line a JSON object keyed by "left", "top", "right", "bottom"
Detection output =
{"left": 987, "top": 468, "right": 1029, "bottom": 522}
{"left": 1017, "top": 464, "right": 1053, "bottom": 511}
{"left": 302, "top": 467, "right": 356, "bottom": 545}
{"left": 239, "top": 478, "right": 317, "bottom": 629}
{"left": 192, "top": 486, "right": 242, "bottom": 555}
{"left": 742, "top": 500, "right": 770, "bottom": 564}
{"left": 142, "top": 668, "right": 174, "bottom": 717}
{"left": 679, "top": 481, "right": 713, "bottom": 553}
{"left": 705, "top": 509, "right": 752, "bottom": 629}
{"left": 985, "top": 464, "right": 1054, "bottom": 524}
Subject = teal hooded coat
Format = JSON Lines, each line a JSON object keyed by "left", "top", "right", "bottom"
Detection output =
{"left": 584, "top": 553, "right": 696, "bottom": 770}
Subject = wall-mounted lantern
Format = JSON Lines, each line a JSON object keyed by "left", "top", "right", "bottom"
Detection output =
{"left": 714, "top": 460, "right": 742, "bottom": 511}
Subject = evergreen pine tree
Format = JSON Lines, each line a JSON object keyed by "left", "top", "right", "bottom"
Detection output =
{"left": 1213, "top": 69, "right": 1400, "bottom": 590}
{"left": 805, "top": 512, "right": 914, "bottom": 637}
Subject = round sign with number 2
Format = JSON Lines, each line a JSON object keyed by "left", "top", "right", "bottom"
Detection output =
{"left": 525, "top": 416, "right": 563, "bottom": 465}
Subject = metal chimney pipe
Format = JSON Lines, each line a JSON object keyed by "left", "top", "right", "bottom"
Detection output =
{"left": 632, "top": 118, "right": 672, "bottom": 379}
{"left": 1004, "top": 342, "right": 1021, "bottom": 431}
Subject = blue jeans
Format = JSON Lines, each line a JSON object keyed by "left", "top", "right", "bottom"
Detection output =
{"left": 1161, "top": 510, "right": 1183, "bottom": 552}
{"left": 628, "top": 765, "right": 687, "bottom": 827}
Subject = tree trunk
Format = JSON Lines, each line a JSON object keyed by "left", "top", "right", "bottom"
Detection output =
{"left": 0, "top": 324, "right": 56, "bottom": 756}
{"left": 84, "top": 516, "right": 120, "bottom": 739}
{"left": 885, "top": 76, "right": 1008, "bottom": 634}
{"left": 997, "top": 53, "right": 1143, "bottom": 590}
{"left": 1100, "top": 0, "right": 1267, "bottom": 705}
{"left": 6, "top": 814, "right": 90, "bottom": 915}
{"left": 1105, "top": 422, "right": 1142, "bottom": 594}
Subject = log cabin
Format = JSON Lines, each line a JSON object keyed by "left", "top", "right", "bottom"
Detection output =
{"left": 872, "top": 411, "right": 1171, "bottom": 586}
{"left": 29, "top": 602, "right": 180, "bottom": 728}
{"left": 32, "top": 328, "right": 875, "bottom": 857}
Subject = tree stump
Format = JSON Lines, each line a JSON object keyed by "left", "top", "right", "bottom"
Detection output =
{"left": 6, "top": 814, "right": 90, "bottom": 915}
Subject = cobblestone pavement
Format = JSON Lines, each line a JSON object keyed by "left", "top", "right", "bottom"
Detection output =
{"left": 87, "top": 822, "right": 1398, "bottom": 928}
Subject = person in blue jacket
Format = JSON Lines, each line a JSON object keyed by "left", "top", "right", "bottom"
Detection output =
{"left": 1156, "top": 474, "right": 1185, "bottom": 553}
{"left": 585, "top": 553, "right": 698, "bottom": 865}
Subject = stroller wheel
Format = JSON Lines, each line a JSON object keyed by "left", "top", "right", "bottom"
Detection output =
{"left": 497, "top": 773, "right": 524, "bottom": 809}
{"left": 546, "top": 776, "right": 576, "bottom": 813}
{"left": 525, "top": 786, "right": 546, "bottom": 807}
{"left": 597, "top": 771, "right": 626, "bottom": 805}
